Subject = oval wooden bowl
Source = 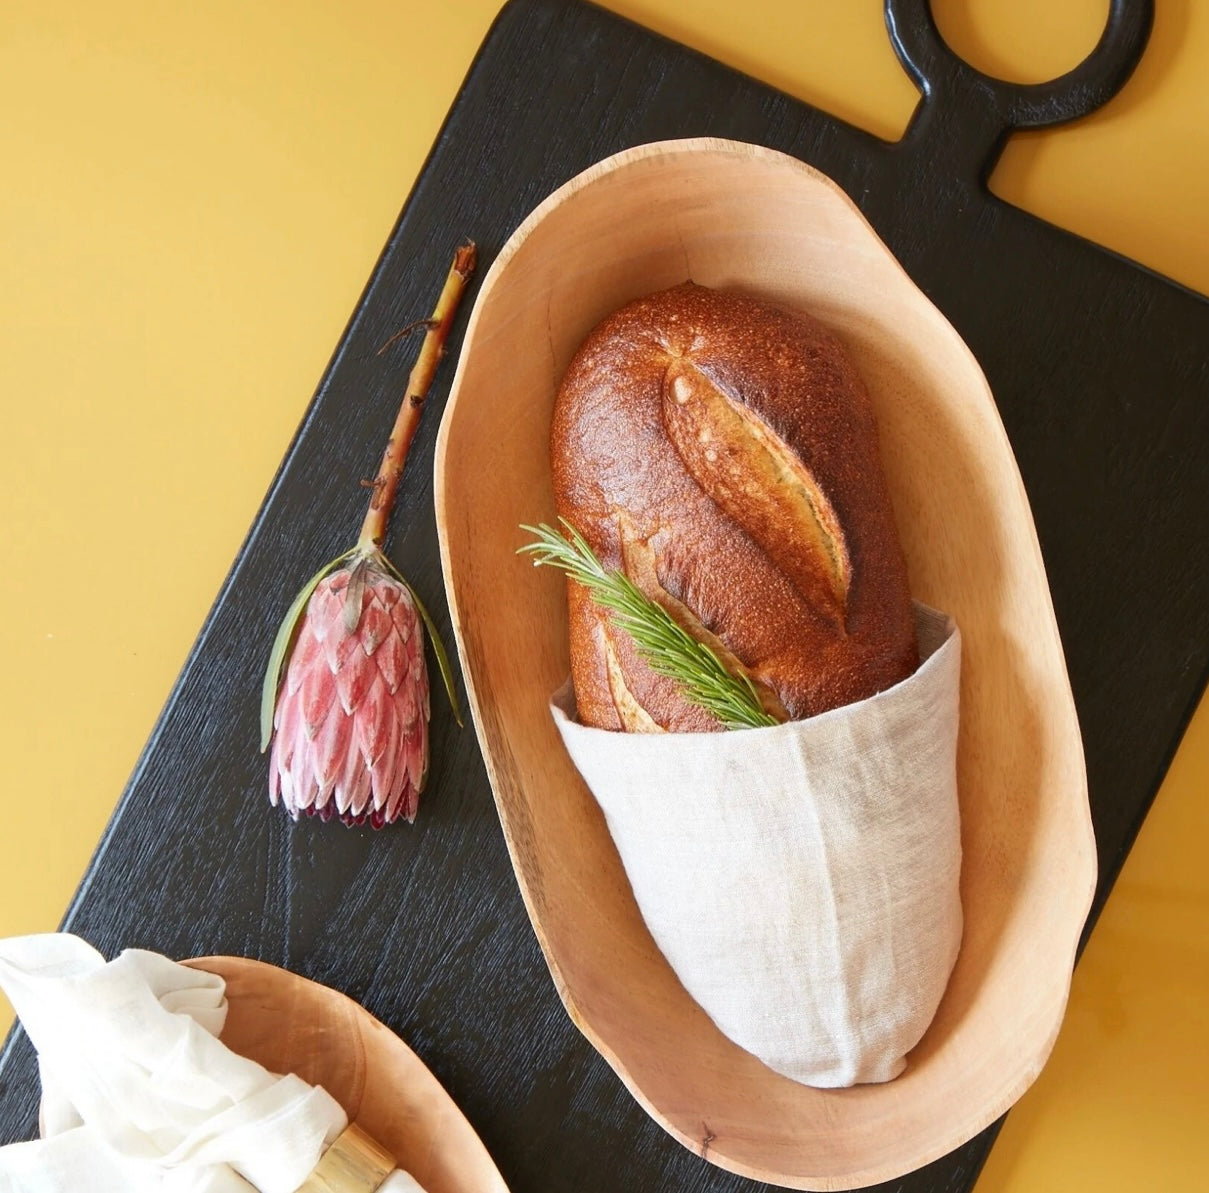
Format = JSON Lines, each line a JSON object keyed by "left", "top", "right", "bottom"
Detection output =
{"left": 434, "top": 138, "right": 1096, "bottom": 1189}
{"left": 183, "top": 957, "right": 508, "bottom": 1193}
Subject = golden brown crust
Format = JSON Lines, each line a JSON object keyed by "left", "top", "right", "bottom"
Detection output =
{"left": 551, "top": 282, "right": 918, "bottom": 731}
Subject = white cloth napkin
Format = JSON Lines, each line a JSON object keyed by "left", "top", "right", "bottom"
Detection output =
{"left": 0, "top": 935, "right": 422, "bottom": 1192}
{"left": 553, "top": 603, "right": 963, "bottom": 1088}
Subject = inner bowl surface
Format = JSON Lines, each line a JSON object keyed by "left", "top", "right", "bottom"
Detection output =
{"left": 435, "top": 138, "right": 1095, "bottom": 1189}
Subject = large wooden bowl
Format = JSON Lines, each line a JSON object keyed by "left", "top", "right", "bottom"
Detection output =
{"left": 184, "top": 957, "right": 508, "bottom": 1193}
{"left": 433, "top": 138, "right": 1095, "bottom": 1189}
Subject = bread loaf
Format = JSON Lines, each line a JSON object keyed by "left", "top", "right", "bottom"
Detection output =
{"left": 551, "top": 282, "right": 918, "bottom": 732}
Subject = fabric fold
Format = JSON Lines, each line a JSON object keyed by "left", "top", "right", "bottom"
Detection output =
{"left": 0, "top": 935, "right": 424, "bottom": 1192}
{"left": 552, "top": 603, "right": 963, "bottom": 1087}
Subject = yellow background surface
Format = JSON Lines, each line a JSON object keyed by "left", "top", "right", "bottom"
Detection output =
{"left": 1, "top": 1, "right": 1206, "bottom": 1189}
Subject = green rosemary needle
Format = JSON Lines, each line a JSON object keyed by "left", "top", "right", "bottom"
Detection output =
{"left": 518, "top": 519, "right": 778, "bottom": 730}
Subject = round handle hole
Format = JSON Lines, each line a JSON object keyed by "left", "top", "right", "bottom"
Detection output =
{"left": 930, "top": 0, "right": 1109, "bottom": 85}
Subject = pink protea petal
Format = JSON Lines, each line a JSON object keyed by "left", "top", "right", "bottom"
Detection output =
{"left": 354, "top": 673, "right": 394, "bottom": 767}
{"left": 389, "top": 589, "right": 416, "bottom": 641}
{"left": 284, "top": 624, "right": 324, "bottom": 696}
{"left": 367, "top": 700, "right": 401, "bottom": 809}
{"left": 397, "top": 778, "right": 420, "bottom": 825}
{"left": 291, "top": 716, "right": 324, "bottom": 802}
{"left": 312, "top": 775, "right": 336, "bottom": 813}
{"left": 401, "top": 623, "right": 425, "bottom": 720}
{"left": 410, "top": 633, "right": 431, "bottom": 722}
{"left": 298, "top": 658, "right": 336, "bottom": 739}
{"left": 383, "top": 750, "right": 416, "bottom": 823}
{"left": 273, "top": 678, "right": 305, "bottom": 764}
{"left": 320, "top": 612, "right": 359, "bottom": 673}
{"left": 345, "top": 757, "right": 374, "bottom": 820}
{"left": 393, "top": 665, "right": 418, "bottom": 726}
{"left": 333, "top": 728, "right": 369, "bottom": 816}
{"left": 373, "top": 628, "right": 407, "bottom": 695}
{"left": 277, "top": 767, "right": 304, "bottom": 820}
{"left": 369, "top": 760, "right": 397, "bottom": 816}
{"left": 332, "top": 779, "right": 352, "bottom": 817}
{"left": 387, "top": 630, "right": 425, "bottom": 728}
{"left": 334, "top": 642, "right": 375, "bottom": 716}
{"left": 358, "top": 596, "right": 393, "bottom": 657}
{"left": 308, "top": 574, "right": 346, "bottom": 638}
{"left": 311, "top": 698, "right": 353, "bottom": 790}
{"left": 383, "top": 781, "right": 408, "bottom": 825}
{"left": 404, "top": 716, "right": 428, "bottom": 796}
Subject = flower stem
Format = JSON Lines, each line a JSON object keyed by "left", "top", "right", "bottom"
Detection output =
{"left": 357, "top": 242, "right": 477, "bottom": 551}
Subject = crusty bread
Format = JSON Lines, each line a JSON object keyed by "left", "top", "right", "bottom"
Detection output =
{"left": 551, "top": 282, "right": 918, "bottom": 732}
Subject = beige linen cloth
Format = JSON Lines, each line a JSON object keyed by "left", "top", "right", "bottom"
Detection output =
{"left": 0, "top": 935, "right": 422, "bottom": 1192}
{"left": 553, "top": 604, "right": 963, "bottom": 1087}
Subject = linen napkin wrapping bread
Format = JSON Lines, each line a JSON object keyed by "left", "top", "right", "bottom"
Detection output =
{"left": 0, "top": 934, "right": 423, "bottom": 1192}
{"left": 552, "top": 604, "right": 963, "bottom": 1087}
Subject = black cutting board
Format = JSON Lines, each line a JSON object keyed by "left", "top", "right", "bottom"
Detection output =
{"left": 2, "top": 1, "right": 1206, "bottom": 1190}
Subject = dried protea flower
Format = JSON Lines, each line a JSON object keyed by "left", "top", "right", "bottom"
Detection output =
{"left": 261, "top": 243, "right": 475, "bottom": 827}
{"left": 269, "top": 553, "right": 432, "bottom": 826}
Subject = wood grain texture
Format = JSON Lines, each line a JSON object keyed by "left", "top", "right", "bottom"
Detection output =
{"left": 183, "top": 957, "right": 508, "bottom": 1193}
{"left": 436, "top": 138, "right": 1095, "bottom": 1189}
{"left": 1, "top": 2, "right": 1204, "bottom": 1192}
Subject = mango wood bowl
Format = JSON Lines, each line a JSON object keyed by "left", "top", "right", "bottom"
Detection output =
{"left": 434, "top": 138, "right": 1095, "bottom": 1189}
{"left": 184, "top": 957, "right": 508, "bottom": 1193}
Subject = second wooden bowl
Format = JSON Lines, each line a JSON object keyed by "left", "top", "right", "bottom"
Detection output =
{"left": 184, "top": 957, "right": 508, "bottom": 1193}
{"left": 434, "top": 138, "right": 1095, "bottom": 1189}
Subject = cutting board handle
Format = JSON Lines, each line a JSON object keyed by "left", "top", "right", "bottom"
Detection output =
{"left": 885, "top": 0, "right": 1154, "bottom": 181}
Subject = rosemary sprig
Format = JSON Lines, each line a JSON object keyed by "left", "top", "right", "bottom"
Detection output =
{"left": 518, "top": 519, "right": 778, "bottom": 730}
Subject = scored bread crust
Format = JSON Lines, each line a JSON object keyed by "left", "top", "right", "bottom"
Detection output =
{"left": 551, "top": 282, "right": 918, "bottom": 732}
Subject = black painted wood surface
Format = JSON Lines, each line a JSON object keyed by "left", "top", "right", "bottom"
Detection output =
{"left": 2, "top": 1, "right": 1206, "bottom": 1191}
